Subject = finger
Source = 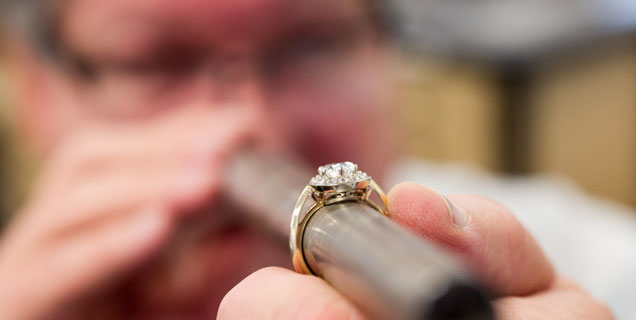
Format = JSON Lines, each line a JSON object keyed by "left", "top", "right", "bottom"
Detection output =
{"left": 387, "top": 182, "right": 555, "bottom": 297}
{"left": 21, "top": 163, "right": 216, "bottom": 244}
{"left": 56, "top": 204, "right": 173, "bottom": 288}
{"left": 494, "top": 277, "right": 613, "bottom": 319}
{"left": 218, "top": 267, "right": 365, "bottom": 320}
{"left": 7, "top": 205, "right": 172, "bottom": 320}
{"left": 25, "top": 109, "right": 250, "bottom": 229}
{"left": 37, "top": 106, "right": 249, "bottom": 197}
{"left": 17, "top": 143, "right": 221, "bottom": 243}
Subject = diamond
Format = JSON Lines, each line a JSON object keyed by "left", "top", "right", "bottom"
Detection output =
{"left": 309, "top": 162, "right": 371, "bottom": 186}
{"left": 325, "top": 165, "right": 340, "bottom": 178}
{"left": 342, "top": 161, "right": 357, "bottom": 175}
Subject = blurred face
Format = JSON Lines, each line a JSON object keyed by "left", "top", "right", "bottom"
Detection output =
{"left": 6, "top": 0, "right": 399, "bottom": 316}
{"left": 17, "top": 0, "right": 398, "bottom": 177}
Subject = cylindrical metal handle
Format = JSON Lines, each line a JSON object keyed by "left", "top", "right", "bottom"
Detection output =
{"left": 303, "top": 201, "right": 493, "bottom": 320}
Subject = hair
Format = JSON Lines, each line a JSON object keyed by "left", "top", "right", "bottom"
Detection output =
{"left": 3, "top": 0, "right": 397, "bottom": 62}
{"left": 2, "top": 0, "right": 62, "bottom": 60}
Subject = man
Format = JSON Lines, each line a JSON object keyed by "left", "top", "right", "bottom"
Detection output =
{"left": 0, "top": 0, "right": 612, "bottom": 319}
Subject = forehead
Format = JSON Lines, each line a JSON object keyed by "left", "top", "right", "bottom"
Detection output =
{"left": 61, "top": 0, "right": 369, "bottom": 60}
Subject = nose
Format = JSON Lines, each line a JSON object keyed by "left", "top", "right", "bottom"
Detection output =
{"left": 207, "top": 54, "right": 268, "bottom": 110}
{"left": 212, "top": 54, "right": 259, "bottom": 84}
{"left": 204, "top": 54, "right": 289, "bottom": 150}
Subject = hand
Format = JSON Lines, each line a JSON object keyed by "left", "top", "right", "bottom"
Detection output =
{"left": 0, "top": 106, "right": 252, "bottom": 319}
{"left": 218, "top": 182, "right": 613, "bottom": 319}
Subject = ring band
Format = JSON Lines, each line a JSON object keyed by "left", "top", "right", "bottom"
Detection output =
{"left": 290, "top": 162, "right": 389, "bottom": 275}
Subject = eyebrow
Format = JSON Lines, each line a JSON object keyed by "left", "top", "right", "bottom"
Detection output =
{"left": 25, "top": 0, "right": 387, "bottom": 68}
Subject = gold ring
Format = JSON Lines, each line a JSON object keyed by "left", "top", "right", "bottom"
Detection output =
{"left": 290, "top": 161, "right": 389, "bottom": 275}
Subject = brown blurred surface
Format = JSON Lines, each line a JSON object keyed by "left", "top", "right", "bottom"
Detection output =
{"left": 397, "top": 56, "right": 501, "bottom": 171}
{"left": 530, "top": 43, "right": 636, "bottom": 207}
{"left": 399, "top": 40, "right": 636, "bottom": 208}
{"left": 0, "top": 59, "right": 10, "bottom": 222}
{"left": 0, "top": 58, "right": 35, "bottom": 223}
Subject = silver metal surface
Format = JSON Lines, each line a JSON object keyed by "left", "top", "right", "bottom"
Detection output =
{"left": 304, "top": 201, "right": 492, "bottom": 320}
{"left": 226, "top": 150, "right": 309, "bottom": 238}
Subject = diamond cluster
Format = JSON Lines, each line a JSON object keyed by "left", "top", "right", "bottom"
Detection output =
{"left": 309, "top": 162, "right": 370, "bottom": 186}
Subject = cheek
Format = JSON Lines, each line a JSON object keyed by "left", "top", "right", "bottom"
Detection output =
{"left": 19, "top": 68, "right": 97, "bottom": 155}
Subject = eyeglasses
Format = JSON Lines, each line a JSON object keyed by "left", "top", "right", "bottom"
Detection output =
{"left": 54, "top": 22, "right": 382, "bottom": 120}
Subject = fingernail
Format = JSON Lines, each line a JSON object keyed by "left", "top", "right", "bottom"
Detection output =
{"left": 443, "top": 196, "right": 469, "bottom": 228}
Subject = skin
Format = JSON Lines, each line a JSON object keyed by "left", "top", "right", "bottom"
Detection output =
{"left": 0, "top": 0, "right": 612, "bottom": 319}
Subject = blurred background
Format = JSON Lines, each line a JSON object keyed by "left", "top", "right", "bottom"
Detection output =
{"left": 0, "top": 0, "right": 635, "bottom": 318}
{"left": 393, "top": 0, "right": 636, "bottom": 211}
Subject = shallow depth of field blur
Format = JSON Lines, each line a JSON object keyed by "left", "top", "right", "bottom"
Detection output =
{"left": 0, "top": 0, "right": 636, "bottom": 319}
{"left": 3, "top": 0, "right": 634, "bottom": 216}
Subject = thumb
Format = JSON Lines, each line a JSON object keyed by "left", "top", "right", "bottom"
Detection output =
{"left": 387, "top": 182, "right": 555, "bottom": 297}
